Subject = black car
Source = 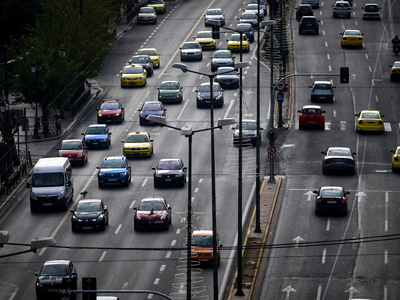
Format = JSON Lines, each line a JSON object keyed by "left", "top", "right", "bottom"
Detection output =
{"left": 314, "top": 186, "right": 349, "bottom": 215}
{"left": 215, "top": 67, "right": 239, "bottom": 89}
{"left": 153, "top": 158, "right": 187, "bottom": 187}
{"left": 321, "top": 147, "right": 356, "bottom": 174}
{"left": 296, "top": 4, "right": 313, "bottom": 21}
{"left": 235, "top": 23, "right": 254, "bottom": 43}
{"left": 70, "top": 199, "right": 109, "bottom": 231}
{"left": 299, "top": 16, "right": 319, "bottom": 34}
{"left": 196, "top": 82, "right": 224, "bottom": 108}
{"left": 129, "top": 55, "right": 153, "bottom": 77}
{"left": 35, "top": 260, "right": 78, "bottom": 300}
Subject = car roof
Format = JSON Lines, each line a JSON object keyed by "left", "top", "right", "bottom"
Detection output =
{"left": 88, "top": 124, "right": 107, "bottom": 128}
{"left": 320, "top": 186, "right": 343, "bottom": 190}
{"left": 159, "top": 158, "right": 181, "bottom": 162}
{"left": 360, "top": 109, "right": 380, "bottom": 114}
{"left": 43, "top": 260, "right": 71, "bottom": 266}
{"left": 144, "top": 100, "right": 163, "bottom": 105}
{"left": 302, "top": 105, "right": 322, "bottom": 109}
{"left": 141, "top": 197, "right": 165, "bottom": 202}
{"left": 103, "top": 156, "right": 125, "bottom": 160}
{"left": 140, "top": 47, "right": 157, "bottom": 51}
{"left": 77, "top": 199, "right": 102, "bottom": 204}
{"left": 217, "top": 67, "right": 235, "bottom": 71}
{"left": 161, "top": 80, "right": 179, "bottom": 84}
{"left": 314, "top": 80, "right": 332, "bottom": 84}
{"left": 200, "top": 82, "right": 221, "bottom": 87}
{"left": 193, "top": 230, "right": 213, "bottom": 236}
{"left": 102, "top": 99, "right": 119, "bottom": 103}
{"left": 327, "top": 147, "right": 351, "bottom": 151}
{"left": 127, "top": 131, "right": 149, "bottom": 136}
{"left": 236, "top": 23, "right": 252, "bottom": 28}
{"left": 207, "top": 8, "right": 222, "bottom": 12}
{"left": 62, "top": 139, "right": 82, "bottom": 143}
{"left": 301, "top": 15, "right": 317, "bottom": 19}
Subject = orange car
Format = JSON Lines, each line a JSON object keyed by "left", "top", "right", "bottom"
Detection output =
{"left": 191, "top": 230, "right": 222, "bottom": 266}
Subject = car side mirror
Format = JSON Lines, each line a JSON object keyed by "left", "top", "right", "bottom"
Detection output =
{"left": 297, "top": 110, "right": 301, "bottom": 113}
{"left": 321, "top": 151, "right": 326, "bottom": 155}
{"left": 35, "top": 272, "right": 39, "bottom": 276}
{"left": 346, "top": 191, "right": 350, "bottom": 195}
{"left": 313, "top": 190, "right": 318, "bottom": 194}
{"left": 67, "top": 180, "right": 72, "bottom": 187}
{"left": 70, "top": 209, "right": 75, "bottom": 213}
{"left": 381, "top": 114, "right": 385, "bottom": 117}
{"left": 183, "top": 167, "right": 188, "bottom": 171}
{"left": 56, "top": 147, "right": 60, "bottom": 150}
{"left": 152, "top": 167, "right": 156, "bottom": 170}
{"left": 150, "top": 139, "right": 154, "bottom": 142}
{"left": 322, "top": 110, "right": 326, "bottom": 113}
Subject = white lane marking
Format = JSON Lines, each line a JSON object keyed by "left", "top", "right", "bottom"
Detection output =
{"left": 154, "top": 278, "right": 160, "bottom": 285}
{"left": 375, "top": 95, "right": 379, "bottom": 102}
{"left": 166, "top": 251, "right": 171, "bottom": 258}
{"left": 160, "top": 265, "right": 166, "bottom": 272}
{"left": 194, "top": 187, "right": 199, "bottom": 193}
{"left": 384, "top": 123, "right": 392, "bottom": 131}
{"left": 385, "top": 192, "right": 389, "bottom": 232}
{"left": 325, "top": 121, "right": 331, "bottom": 130}
{"left": 176, "top": 228, "right": 181, "bottom": 234}
{"left": 177, "top": 98, "right": 191, "bottom": 120}
{"left": 199, "top": 178, "right": 203, "bottom": 183}
{"left": 115, "top": 224, "right": 122, "bottom": 234}
{"left": 322, "top": 248, "right": 327, "bottom": 264}
{"left": 129, "top": 200, "right": 136, "bottom": 209}
{"left": 340, "top": 121, "right": 346, "bottom": 131}
{"left": 171, "top": 239, "right": 176, "bottom": 246}
{"left": 327, "top": 53, "right": 330, "bottom": 60}
{"left": 142, "top": 178, "right": 148, "bottom": 187}
{"left": 384, "top": 249, "right": 388, "bottom": 265}
{"left": 326, "top": 218, "right": 331, "bottom": 231}
{"left": 99, "top": 251, "right": 107, "bottom": 262}
{"left": 317, "top": 284, "right": 322, "bottom": 300}
{"left": 325, "top": 42, "right": 328, "bottom": 48}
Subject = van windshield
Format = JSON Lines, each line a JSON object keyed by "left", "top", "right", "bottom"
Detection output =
{"left": 32, "top": 173, "right": 64, "bottom": 187}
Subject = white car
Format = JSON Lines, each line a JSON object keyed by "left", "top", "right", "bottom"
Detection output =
{"left": 204, "top": 8, "right": 225, "bottom": 26}
{"left": 362, "top": 3, "right": 381, "bottom": 20}
{"left": 180, "top": 41, "right": 202, "bottom": 61}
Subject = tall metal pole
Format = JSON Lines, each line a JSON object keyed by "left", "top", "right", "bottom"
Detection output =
{"left": 235, "top": 32, "right": 245, "bottom": 297}
{"left": 187, "top": 134, "right": 192, "bottom": 300}
{"left": 255, "top": 0, "right": 262, "bottom": 233}
{"left": 268, "top": 2, "right": 276, "bottom": 184}
{"left": 209, "top": 75, "right": 218, "bottom": 300}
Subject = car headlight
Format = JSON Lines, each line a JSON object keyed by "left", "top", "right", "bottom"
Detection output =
{"left": 97, "top": 215, "right": 104, "bottom": 221}
{"left": 98, "top": 113, "right": 103, "bottom": 116}
{"left": 72, "top": 215, "right": 78, "bottom": 221}
{"left": 139, "top": 76, "right": 144, "bottom": 80}
{"left": 77, "top": 153, "right": 83, "bottom": 158}
{"left": 197, "top": 95, "right": 203, "bottom": 100}
{"left": 121, "top": 76, "right": 126, "bottom": 80}
{"left": 120, "top": 171, "right": 128, "bottom": 176}
{"left": 101, "top": 138, "right": 107, "bottom": 142}
{"left": 30, "top": 192, "right": 38, "bottom": 200}
{"left": 58, "top": 188, "right": 65, "bottom": 200}
{"left": 154, "top": 173, "right": 162, "bottom": 178}
{"left": 135, "top": 215, "right": 141, "bottom": 220}
{"left": 216, "top": 94, "right": 223, "bottom": 100}
{"left": 99, "top": 172, "right": 105, "bottom": 177}
{"left": 160, "top": 213, "right": 167, "bottom": 220}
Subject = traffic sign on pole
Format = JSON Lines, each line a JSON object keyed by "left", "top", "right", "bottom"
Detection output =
{"left": 275, "top": 81, "right": 286, "bottom": 91}
{"left": 277, "top": 91, "right": 284, "bottom": 103}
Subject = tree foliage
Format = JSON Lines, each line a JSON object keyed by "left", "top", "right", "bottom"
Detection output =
{"left": 7, "top": 0, "right": 125, "bottom": 113}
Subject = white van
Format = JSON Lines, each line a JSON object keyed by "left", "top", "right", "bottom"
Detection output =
{"left": 27, "top": 157, "right": 74, "bottom": 212}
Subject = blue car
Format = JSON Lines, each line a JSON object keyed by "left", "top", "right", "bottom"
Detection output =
{"left": 138, "top": 101, "right": 166, "bottom": 125}
{"left": 82, "top": 124, "right": 112, "bottom": 148}
{"left": 97, "top": 156, "right": 131, "bottom": 187}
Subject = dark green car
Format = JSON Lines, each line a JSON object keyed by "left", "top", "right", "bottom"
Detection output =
{"left": 157, "top": 81, "right": 183, "bottom": 103}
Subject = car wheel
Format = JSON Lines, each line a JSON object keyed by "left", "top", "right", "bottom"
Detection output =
{"left": 199, "top": 54, "right": 203, "bottom": 61}
{"left": 101, "top": 222, "right": 106, "bottom": 231}
{"left": 343, "top": 210, "right": 348, "bottom": 216}
{"left": 98, "top": 181, "right": 103, "bottom": 188}
{"left": 72, "top": 226, "right": 77, "bottom": 233}
{"left": 134, "top": 224, "right": 139, "bottom": 231}
{"left": 30, "top": 202, "right": 38, "bottom": 213}
{"left": 322, "top": 168, "right": 327, "bottom": 175}
{"left": 124, "top": 181, "right": 129, "bottom": 187}
{"left": 299, "top": 30, "right": 302, "bottom": 35}
{"left": 299, "top": 125, "right": 304, "bottom": 130}
{"left": 316, "top": 29, "right": 319, "bottom": 34}
{"left": 315, "top": 210, "right": 320, "bottom": 215}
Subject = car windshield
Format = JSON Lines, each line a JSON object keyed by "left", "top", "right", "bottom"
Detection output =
{"left": 199, "top": 84, "right": 221, "bottom": 92}
{"left": 361, "top": 112, "right": 380, "bottom": 119}
{"left": 160, "top": 82, "right": 179, "bottom": 89}
{"left": 40, "top": 264, "right": 70, "bottom": 276}
{"left": 314, "top": 83, "right": 331, "bottom": 90}
{"left": 192, "top": 235, "right": 213, "bottom": 246}
{"left": 131, "top": 57, "right": 150, "bottom": 63}
{"left": 140, "top": 50, "right": 157, "bottom": 56}
{"left": 123, "top": 67, "right": 142, "bottom": 74}
{"left": 158, "top": 160, "right": 181, "bottom": 170}
{"left": 149, "top": 0, "right": 163, "bottom": 3}
{"left": 126, "top": 134, "right": 149, "bottom": 143}
{"left": 140, "top": 7, "right": 154, "bottom": 13}
{"left": 76, "top": 202, "right": 101, "bottom": 212}
{"left": 241, "top": 13, "right": 256, "bottom": 19}
{"left": 321, "top": 189, "right": 342, "bottom": 197}
{"left": 61, "top": 141, "right": 82, "bottom": 150}
{"left": 237, "top": 122, "right": 257, "bottom": 130}
{"left": 236, "top": 24, "right": 252, "bottom": 31}
{"left": 32, "top": 173, "right": 64, "bottom": 187}
{"left": 217, "top": 69, "right": 236, "bottom": 75}
{"left": 143, "top": 103, "right": 162, "bottom": 111}
{"left": 303, "top": 108, "right": 321, "bottom": 114}
{"left": 138, "top": 201, "right": 166, "bottom": 211}
{"left": 100, "top": 102, "right": 119, "bottom": 110}
{"left": 183, "top": 43, "right": 200, "bottom": 49}
{"left": 86, "top": 126, "right": 107, "bottom": 134}
{"left": 365, "top": 5, "right": 378, "bottom": 12}
{"left": 327, "top": 149, "right": 351, "bottom": 156}
{"left": 207, "top": 9, "right": 222, "bottom": 15}
{"left": 197, "top": 32, "right": 212, "bottom": 39}
{"left": 213, "top": 51, "right": 231, "bottom": 58}
{"left": 230, "top": 35, "right": 244, "bottom": 41}
{"left": 101, "top": 160, "right": 126, "bottom": 168}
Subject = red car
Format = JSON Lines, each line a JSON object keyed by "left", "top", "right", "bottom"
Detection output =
{"left": 298, "top": 105, "right": 325, "bottom": 130}
{"left": 296, "top": 4, "right": 313, "bottom": 21}
{"left": 133, "top": 197, "right": 171, "bottom": 231}
{"left": 57, "top": 139, "right": 88, "bottom": 165}
{"left": 97, "top": 99, "right": 125, "bottom": 124}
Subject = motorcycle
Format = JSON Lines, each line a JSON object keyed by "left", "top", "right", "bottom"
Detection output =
{"left": 394, "top": 44, "right": 400, "bottom": 56}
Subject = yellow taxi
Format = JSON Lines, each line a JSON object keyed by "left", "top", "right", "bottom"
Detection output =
{"left": 120, "top": 65, "right": 147, "bottom": 87}
{"left": 137, "top": 48, "right": 161, "bottom": 68}
{"left": 121, "top": 132, "right": 153, "bottom": 158}
{"left": 391, "top": 146, "right": 400, "bottom": 172}
{"left": 147, "top": 0, "right": 166, "bottom": 14}
{"left": 191, "top": 230, "right": 222, "bottom": 266}
{"left": 390, "top": 61, "right": 400, "bottom": 82}
{"left": 193, "top": 31, "right": 216, "bottom": 50}
{"left": 355, "top": 109, "right": 384, "bottom": 133}
{"left": 227, "top": 33, "right": 250, "bottom": 53}
{"left": 340, "top": 29, "right": 363, "bottom": 48}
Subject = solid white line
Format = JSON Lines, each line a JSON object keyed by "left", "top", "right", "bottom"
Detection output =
{"left": 115, "top": 224, "right": 122, "bottom": 234}
{"left": 99, "top": 251, "right": 107, "bottom": 262}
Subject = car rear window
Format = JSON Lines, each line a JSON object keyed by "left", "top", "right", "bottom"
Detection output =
{"left": 361, "top": 113, "right": 379, "bottom": 119}
{"left": 303, "top": 108, "right": 321, "bottom": 114}
{"left": 321, "top": 189, "right": 342, "bottom": 197}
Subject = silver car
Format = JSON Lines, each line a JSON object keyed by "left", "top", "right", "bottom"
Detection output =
{"left": 244, "top": 4, "right": 264, "bottom": 20}
{"left": 362, "top": 3, "right": 381, "bottom": 20}
{"left": 332, "top": 1, "right": 351, "bottom": 18}
{"left": 204, "top": 8, "right": 225, "bottom": 26}
{"left": 239, "top": 12, "right": 259, "bottom": 28}
{"left": 180, "top": 41, "right": 202, "bottom": 61}
{"left": 232, "top": 119, "right": 261, "bottom": 147}
{"left": 137, "top": 6, "right": 157, "bottom": 24}
{"left": 310, "top": 80, "right": 335, "bottom": 103}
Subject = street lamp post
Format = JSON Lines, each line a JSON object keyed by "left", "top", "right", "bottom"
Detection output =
{"left": 146, "top": 115, "right": 236, "bottom": 300}
{"left": 30, "top": 61, "right": 42, "bottom": 139}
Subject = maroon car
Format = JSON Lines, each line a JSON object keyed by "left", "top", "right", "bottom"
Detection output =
{"left": 57, "top": 139, "right": 88, "bottom": 166}
{"left": 296, "top": 4, "right": 313, "bottom": 21}
{"left": 97, "top": 99, "right": 125, "bottom": 124}
{"left": 298, "top": 105, "right": 325, "bottom": 130}
{"left": 133, "top": 197, "right": 171, "bottom": 231}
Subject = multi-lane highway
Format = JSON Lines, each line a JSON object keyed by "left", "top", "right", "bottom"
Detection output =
{"left": 0, "top": 0, "right": 274, "bottom": 299}
{"left": 258, "top": 0, "right": 400, "bottom": 299}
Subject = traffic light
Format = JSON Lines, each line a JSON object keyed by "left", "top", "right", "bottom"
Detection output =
{"left": 212, "top": 25, "right": 220, "bottom": 39}
{"left": 340, "top": 67, "right": 349, "bottom": 84}
{"left": 267, "top": 129, "right": 276, "bottom": 145}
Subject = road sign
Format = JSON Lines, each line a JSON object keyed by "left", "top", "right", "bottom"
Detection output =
{"left": 267, "top": 146, "right": 276, "bottom": 153}
{"left": 268, "top": 152, "right": 276, "bottom": 159}
{"left": 277, "top": 91, "right": 284, "bottom": 103}
{"left": 275, "top": 81, "right": 286, "bottom": 91}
